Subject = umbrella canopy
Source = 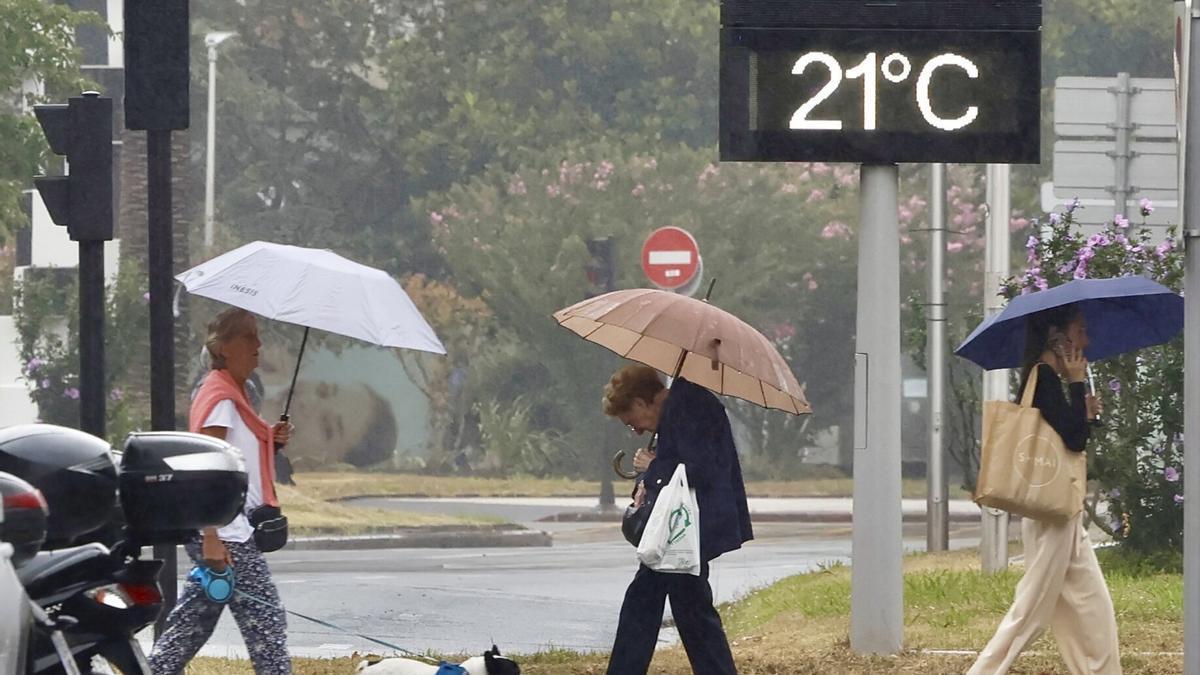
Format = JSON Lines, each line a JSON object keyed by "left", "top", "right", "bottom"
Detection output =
{"left": 553, "top": 288, "right": 811, "bottom": 415}
{"left": 177, "top": 242, "right": 445, "bottom": 418}
{"left": 955, "top": 276, "right": 1182, "bottom": 370}
{"left": 176, "top": 241, "right": 445, "bottom": 354}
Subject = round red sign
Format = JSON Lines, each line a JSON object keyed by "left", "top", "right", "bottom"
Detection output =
{"left": 641, "top": 227, "right": 700, "bottom": 289}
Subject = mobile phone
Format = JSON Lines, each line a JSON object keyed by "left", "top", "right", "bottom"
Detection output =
{"left": 1047, "top": 333, "right": 1069, "bottom": 357}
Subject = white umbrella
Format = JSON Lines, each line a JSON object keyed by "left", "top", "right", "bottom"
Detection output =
{"left": 176, "top": 241, "right": 446, "bottom": 418}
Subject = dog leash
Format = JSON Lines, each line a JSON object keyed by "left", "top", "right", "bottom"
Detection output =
{"left": 232, "top": 587, "right": 442, "bottom": 665}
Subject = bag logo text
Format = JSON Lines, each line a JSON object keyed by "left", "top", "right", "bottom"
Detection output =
{"left": 1013, "top": 433, "right": 1061, "bottom": 487}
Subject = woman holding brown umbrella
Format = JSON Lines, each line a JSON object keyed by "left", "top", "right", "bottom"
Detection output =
{"left": 554, "top": 287, "right": 810, "bottom": 675}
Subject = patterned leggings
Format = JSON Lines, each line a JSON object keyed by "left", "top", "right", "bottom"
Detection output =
{"left": 149, "top": 536, "right": 290, "bottom": 675}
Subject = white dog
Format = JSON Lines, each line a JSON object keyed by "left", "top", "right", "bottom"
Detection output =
{"left": 356, "top": 645, "right": 520, "bottom": 675}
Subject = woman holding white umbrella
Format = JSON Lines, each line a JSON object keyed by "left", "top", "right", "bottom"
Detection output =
{"left": 149, "top": 308, "right": 294, "bottom": 675}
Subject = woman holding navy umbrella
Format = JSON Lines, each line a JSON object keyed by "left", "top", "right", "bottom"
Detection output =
{"left": 956, "top": 276, "right": 1184, "bottom": 674}
{"left": 967, "top": 305, "right": 1120, "bottom": 675}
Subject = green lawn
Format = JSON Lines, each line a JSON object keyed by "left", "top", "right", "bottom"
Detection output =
{"left": 292, "top": 471, "right": 968, "bottom": 501}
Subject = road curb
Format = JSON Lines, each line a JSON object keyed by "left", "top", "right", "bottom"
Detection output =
{"left": 538, "top": 511, "right": 999, "bottom": 524}
{"left": 285, "top": 524, "right": 552, "bottom": 551}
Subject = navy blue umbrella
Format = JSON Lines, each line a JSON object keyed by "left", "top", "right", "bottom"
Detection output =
{"left": 955, "top": 276, "right": 1183, "bottom": 370}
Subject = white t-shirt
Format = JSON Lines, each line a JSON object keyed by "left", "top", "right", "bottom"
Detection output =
{"left": 203, "top": 399, "right": 262, "bottom": 543}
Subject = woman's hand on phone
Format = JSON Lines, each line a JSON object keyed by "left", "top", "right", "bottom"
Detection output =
{"left": 1061, "top": 344, "right": 1087, "bottom": 384}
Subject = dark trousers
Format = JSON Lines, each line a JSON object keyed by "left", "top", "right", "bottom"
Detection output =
{"left": 606, "top": 561, "right": 737, "bottom": 675}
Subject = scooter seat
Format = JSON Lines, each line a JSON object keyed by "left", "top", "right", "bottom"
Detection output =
{"left": 18, "top": 542, "right": 111, "bottom": 600}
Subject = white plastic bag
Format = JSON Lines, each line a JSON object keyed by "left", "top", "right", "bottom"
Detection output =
{"left": 636, "top": 463, "right": 701, "bottom": 576}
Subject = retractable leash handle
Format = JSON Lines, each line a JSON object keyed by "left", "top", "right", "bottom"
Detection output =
{"left": 189, "top": 565, "right": 235, "bottom": 604}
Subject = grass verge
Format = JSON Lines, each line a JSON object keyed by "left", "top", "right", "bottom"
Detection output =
{"left": 294, "top": 472, "right": 969, "bottom": 501}
{"left": 184, "top": 546, "right": 1181, "bottom": 674}
{"left": 276, "top": 484, "right": 500, "bottom": 535}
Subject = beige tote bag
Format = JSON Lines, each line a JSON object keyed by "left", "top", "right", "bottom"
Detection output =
{"left": 974, "top": 365, "right": 1087, "bottom": 522}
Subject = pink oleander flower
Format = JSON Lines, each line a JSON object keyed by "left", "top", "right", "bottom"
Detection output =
{"left": 1139, "top": 198, "right": 1154, "bottom": 216}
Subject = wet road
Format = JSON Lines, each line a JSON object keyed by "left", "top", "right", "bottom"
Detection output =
{"left": 158, "top": 513, "right": 979, "bottom": 660}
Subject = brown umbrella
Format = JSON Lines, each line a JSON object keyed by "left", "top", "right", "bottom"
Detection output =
{"left": 553, "top": 288, "right": 812, "bottom": 415}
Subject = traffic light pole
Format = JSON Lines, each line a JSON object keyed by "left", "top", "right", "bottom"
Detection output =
{"left": 32, "top": 92, "right": 113, "bottom": 439}
{"left": 148, "top": 130, "right": 178, "bottom": 635}
{"left": 79, "top": 241, "right": 106, "bottom": 437}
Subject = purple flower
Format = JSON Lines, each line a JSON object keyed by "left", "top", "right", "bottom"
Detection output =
{"left": 142, "top": 292, "right": 151, "bottom": 301}
{"left": 1108, "top": 488, "right": 1121, "bottom": 498}
{"left": 1114, "top": 214, "right": 1130, "bottom": 228}
{"left": 1165, "top": 466, "right": 1180, "bottom": 482}
{"left": 39, "top": 378, "right": 50, "bottom": 389}
{"left": 1049, "top": 212, "right": 1063, "bottom": 225}
{"left": 1086, "top": 234, "right": 1111, "bottom": 247}
{"left": 1025, "top": 235, "right": 1039, "bottom": 250}
{"left": 1073, "top": 262, "right": 1089, "bottom": 280}
{"left": 1156, "top": 239, "right": 1175, "bottom": 259}
{"left": 1077, "top": 246, "right": 1095, "bottom": 262}
{"left": 1108, "top": 378, "right": 1121, "bottom": 394}
{"left": 1153, "top": 446, "right": 1164, "bottom": 455}
{"left": 1175, "top": 494, "right": 1185, "bottom": 505}
{"left": 63, "top": 387, "right": 80, "bottom": 400}
{"left": 26, "top": 357, "right": 45, "bottom": 371}
{"left": 1140, "top": 198, "right": 1154, "bottom": 216}
{"left": 109, "top": 388, "right": 123, "bottom": 402}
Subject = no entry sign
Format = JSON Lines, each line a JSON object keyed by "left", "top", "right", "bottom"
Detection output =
{"left": 641, "top": 227, "right": 700, "bottom": 289}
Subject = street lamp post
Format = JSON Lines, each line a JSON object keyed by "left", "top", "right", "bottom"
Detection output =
{"left": 204, "top": 31, "right": 236, "bottom": 249}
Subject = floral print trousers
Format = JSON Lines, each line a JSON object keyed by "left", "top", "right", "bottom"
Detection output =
{"left": 149, "top": 536, "right": 290, "bottom": 674}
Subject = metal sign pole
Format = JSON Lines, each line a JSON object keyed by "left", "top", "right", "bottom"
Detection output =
{"left": 980, "top": 163, "right": 1012, "bottom": 573}
{"left": 927, "top": 163, "right": 948, "bottom": 552}
{"left": 1183, "top": 6, "right": 1200, "bottom": 671}
{"left": 850, "top": 164, "right": 904, "bottom": 654}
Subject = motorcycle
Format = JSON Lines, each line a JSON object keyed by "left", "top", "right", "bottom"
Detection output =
{"left": 19, "top": 540, "right": 162, "bottom": 674}
{"left": 0, "top": 425, "right": 248, "bottom": 674}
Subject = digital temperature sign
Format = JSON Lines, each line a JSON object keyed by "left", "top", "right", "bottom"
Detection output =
{"left": 720, "top": 3, "right": 1042, "bottom": 163}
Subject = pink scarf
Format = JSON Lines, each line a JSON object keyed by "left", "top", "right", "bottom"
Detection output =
{"left": 189, "top": 369, "right": 278, "bottom": 507}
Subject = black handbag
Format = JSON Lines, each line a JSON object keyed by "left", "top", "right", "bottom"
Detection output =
{"left": 248, "top": 504, "right": 288, "bottom": 552}
{"left": 621, "top": 502, "right": 650, "bottom": 547}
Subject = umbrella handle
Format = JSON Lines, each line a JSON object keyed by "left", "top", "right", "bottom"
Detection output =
{"left": 611, "top": 450, "right": 638, "bottom": 480}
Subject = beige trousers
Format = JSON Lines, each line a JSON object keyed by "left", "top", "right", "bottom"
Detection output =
{"left": 967, "top": 512, "right": 1121, "bottom": 675}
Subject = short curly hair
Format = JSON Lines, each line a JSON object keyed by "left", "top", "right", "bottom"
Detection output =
{"left": 602, "top": 364, "right": 665, "bottom": 416}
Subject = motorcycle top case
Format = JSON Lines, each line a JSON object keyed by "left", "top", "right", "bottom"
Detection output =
{"left": 119, "top": 432, "right": 247, "bottom": 544}
{"left": 0, "top": 424, "right": 118, "bottom": 549}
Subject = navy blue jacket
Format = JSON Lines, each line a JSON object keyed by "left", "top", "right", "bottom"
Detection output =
{"left": 643, "top": 378, "right": 753, "bottom": 562}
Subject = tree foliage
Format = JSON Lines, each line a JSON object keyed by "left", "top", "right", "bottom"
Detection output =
{"left": 1002, "top": 202, "right": 1183, "bottom": 555}
{"left": 420, "top": 143, "right": 873, "bottom": 470}
{"left": 14, "top": 264, "right": 151, "bottom": 446}
{"left": 0, "top": 0, "right": 98, "bottom": 240}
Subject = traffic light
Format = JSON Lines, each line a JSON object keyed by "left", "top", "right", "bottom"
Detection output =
{"left": 124, "top": 0, "right": 189, "bottom": 131}
{"left": 585, "top": 237, "right": 617, "bottom": 298}
{"left": 33, "top": 92, "right": 114, "bottom": 241}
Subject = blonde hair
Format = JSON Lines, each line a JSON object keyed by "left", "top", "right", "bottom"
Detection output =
{"left": 602, "top": 364, "right": 664, "bottom": 416}
{"left": 205, "top": 308, "right": 255, "bottom": 370}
